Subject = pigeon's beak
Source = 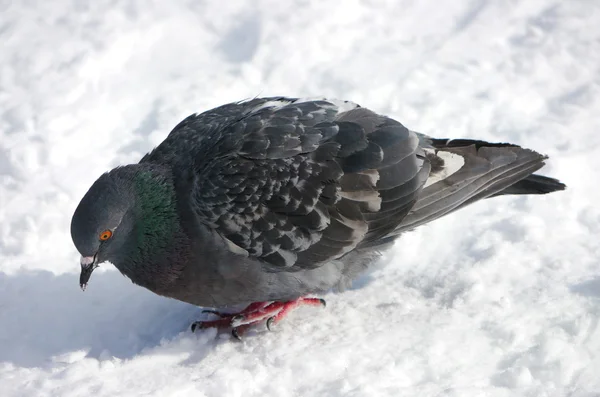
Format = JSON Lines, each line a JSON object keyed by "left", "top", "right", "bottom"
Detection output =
{"left": 79, "top": 255, "right": 98, "bottom": 291}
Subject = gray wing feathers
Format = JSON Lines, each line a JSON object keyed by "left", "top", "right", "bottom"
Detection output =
{"left": 179, "top": 99, "right": 426, "bottom": 272}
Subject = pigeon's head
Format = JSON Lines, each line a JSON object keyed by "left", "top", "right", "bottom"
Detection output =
{"left": 71, "top": 164, "right": 183, "bottom": 291}
{"left": 70, "top": 167, "right": 138, "bottom": 290}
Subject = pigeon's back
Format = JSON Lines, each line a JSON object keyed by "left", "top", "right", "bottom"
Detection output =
{"left": 140, "top": 97, "right": 563, "bottom": 304}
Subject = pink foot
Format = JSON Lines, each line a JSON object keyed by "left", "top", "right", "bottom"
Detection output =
{"left": 191, "top": 297, "right": 326, "bottom": 339}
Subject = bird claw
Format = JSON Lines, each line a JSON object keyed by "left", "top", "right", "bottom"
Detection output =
{"left": 266, "top": 316, "right": 275, "bottom": 331}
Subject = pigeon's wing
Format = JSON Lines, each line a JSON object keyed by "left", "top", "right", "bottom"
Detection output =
{"left": 389, "top": 137, "right": 555, "bottom": 235}
{"left": 154, "top": 97, "right": 429, "bottom": 272}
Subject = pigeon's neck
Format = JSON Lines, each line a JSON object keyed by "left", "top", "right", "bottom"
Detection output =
{"left": 117, "top": 165, "right": 189, "bottom": 292}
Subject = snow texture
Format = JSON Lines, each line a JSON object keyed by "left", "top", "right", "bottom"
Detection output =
{"left": 1, "top": 1, "right": 599, "bottom": 396}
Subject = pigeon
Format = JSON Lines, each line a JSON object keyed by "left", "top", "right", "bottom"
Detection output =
{"left": 70, "top": 97, "right": 565, "bottom": 337}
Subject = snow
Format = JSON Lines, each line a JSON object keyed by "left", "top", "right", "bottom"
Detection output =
{"left": 1, "top": 0, "right": 599, "bottom": 396}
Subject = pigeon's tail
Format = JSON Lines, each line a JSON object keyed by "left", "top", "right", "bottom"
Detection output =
{"left": 490, "top": 173, "right": 566, "bottom": 197}
{"left": 389, "top": 138, "right": 566, "bottom": 235}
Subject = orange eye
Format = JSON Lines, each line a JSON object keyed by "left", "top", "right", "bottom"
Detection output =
{"left": 99, "top": 230, "right": 113, "bottom": 241}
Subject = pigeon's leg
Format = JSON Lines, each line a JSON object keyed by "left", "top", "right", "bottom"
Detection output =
{"left": 230, "top": 297, "right": 325, "bottom": 338}
{"left": 232, "top": 297, "right": 326, "bottom": 330}
{"left": 191, "top": 297, "right": 326, "bottom": 338}
{"left": 191, "top": 302, "right": 271, "bottom": 331}
{"left": 266, "top": 298, "right": 326, "bottom": 330}
{"left": 230, "top": 301, "right": 285, "bottom": 326}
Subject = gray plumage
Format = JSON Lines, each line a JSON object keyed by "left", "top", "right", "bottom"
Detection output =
{"left": 70, "top": 97, "right": 565, "bottom": 309}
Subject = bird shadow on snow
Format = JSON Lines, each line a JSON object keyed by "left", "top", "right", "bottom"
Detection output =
{"left": 0, "top": 269, "right": 201, "bottom": 368}
{"left": 0, "top": 265, "right": 384, "bottom": 370}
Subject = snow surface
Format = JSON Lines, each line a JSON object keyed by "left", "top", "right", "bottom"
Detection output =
{"left": 1, "top": 1, "right": 599, "bottom": 396}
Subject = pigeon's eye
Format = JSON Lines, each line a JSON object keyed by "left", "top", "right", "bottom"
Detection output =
{"left": 99, "top": 230, "right": 113, "bottom": 241}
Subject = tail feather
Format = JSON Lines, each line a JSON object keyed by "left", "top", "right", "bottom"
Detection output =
{"left": 490, "top": 174, "right": 566, "bottom": 197}
{"left": 388, "top": 138, "right": 566, "bottom": 235}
